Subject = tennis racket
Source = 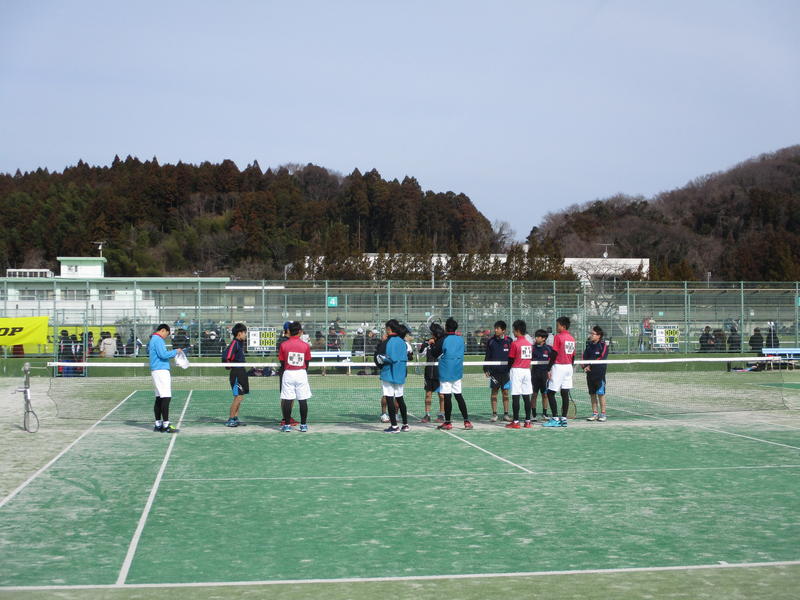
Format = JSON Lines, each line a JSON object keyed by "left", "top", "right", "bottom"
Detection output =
{"left": 567, "top": 396, "right": 577, "bottom": 419}
{"left": 549, "top": 386, "right": 578, "bottom": 419}
{"left": 426, "top": 314, "right": 443, "bottom": 328}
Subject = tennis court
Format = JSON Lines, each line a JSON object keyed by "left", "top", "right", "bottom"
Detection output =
{"left": 1, "top": 359, "right": 799, "bottom": 599}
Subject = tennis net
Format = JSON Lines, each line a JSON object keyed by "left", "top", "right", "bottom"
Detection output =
{"left": 41, "top": 356, "right": 799, "bottom": 425}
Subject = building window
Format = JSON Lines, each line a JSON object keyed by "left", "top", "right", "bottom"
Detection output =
{"left": 99, "top": 289, "right": 115, "bottom": 301}
{"left": 19, "top": 289, "right": 54, "bottom": 301}
{"left": 62, "top": 289, "right": 89, "bottom": 301}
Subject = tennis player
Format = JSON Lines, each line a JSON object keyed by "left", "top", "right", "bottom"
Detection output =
{"left": 433, "top": 317, "right": 473, "bottom": 430}
{"left": 276, "top": 321, "right": 298, "bottom": 427}
{"left": 376, "top": 319, "right": 410, "bottom": 432}
{"left": 531, "top": 329, "right": 553, "bottom": 420}
{"left": 418, "top": 322, "right": 445, "bottom": 423}
{"left": 278, "top": 321, "right": 312, "bottom": 432}
{"left": 148, "top": 324, "right": 183, "bottom": 433}
{"left": 506, "top": 320, "right": 534, "bottom": 428}
{"left": 484, "top": 320, "right": 512, "bottom": 422}
{"left": 223, "top": 323, "right": 248, "bottom": 427}
{"left": 543, "top": 316, "right": 576, "bottom": 428}
{"left": 583, "top": 325, "right": 609, "bottom": 422}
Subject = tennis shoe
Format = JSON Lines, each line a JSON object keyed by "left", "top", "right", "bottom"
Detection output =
{"left": 280, "top": 424, "right": 292, "bottom": 432}
{"left": 279, "top": 418, "right": 299, "bottom": 426}
{"left": 542, "top": 418, "right": 561, "bottom": 428}
{"left": 153, "top": 424, "right": 162, "bottom": 432}
{"left": 586, "top": 413, "right": 599, "bottom": 421}
{"left": 436, "top": 413, "right": 445, "bottom": 422}
{"left": 503, "top": 413, "right": 512, "bottom": 422}
{"left": 523, "top": 420, "right": 533, "bottom": 428}
{"left": 380, "top": 413, "right": 390, "bottom": 423}
{"left": 560, "top": 418, "right": 568, "bottom": 427}
{"left": 161, "top": 424, "right": 178, "bottom": 434}
{"left": 505, "top": 421, "right": 521, "bottom": 429}
{"left": 597, "top": 414, "right": 607, "bottom": 422}
{"left": 400, "top": 424, "right": 410, "bottom": 432}
{"left": 437, "top": 422, "right": 453, "bottom": 430}
{"left": 299, "top": 424, "right": 309, "bottom": 432}
{"left": 225, "top": 418, "right": 238, "bottom": 427}
{"left": 490, "top": 413, "right": 498, "bottom": 422}
{"left": 420, "top": 414, "right": 431, "bottom": 423}
{"left": 384, "top": 425, "right": 400, "bottom": 433}
{"left": 463, "top": 420, "right": 473, "bottom": 430}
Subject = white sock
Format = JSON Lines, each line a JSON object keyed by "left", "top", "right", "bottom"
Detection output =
{"left": 155, "top": 420, "right": 162, "bottom": 427}
{"left": 163, "top": 421, "right": 170, "bottom": 427}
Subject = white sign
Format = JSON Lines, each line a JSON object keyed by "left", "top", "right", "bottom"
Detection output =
{"left": 618, "top": 305, "right": 628, "bottom": 315}
{"left": 653, "top": 324, "right": 680, "bottom": 349}
{"left": 248, "top": 327, "right": 277, "bottom": 351}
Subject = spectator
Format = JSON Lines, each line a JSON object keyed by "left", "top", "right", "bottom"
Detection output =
{"left": 352, "top": 327, "right": 366, "bottom": 355}
{"left": 749, "top": 328, "right": 764, "bottom": 353}
{"left": 172, "top": 328, "right": 191, "bottom": 354}
{"left": 99, "top": 332, "right": 116, "bottom": 358}
{"left": 699, "top": 326, "right": 715, "bottom": 352}
{"left": 765, "top": 322, "right": 780, "bottom": 348}
{"left": 312, "top": 331, "right": 326, "bottom": 351}
{"left": 727, "top": 328, "right": 741, "bottom": 352}
{"left": 326, "top": 326, "right": 341, "bottom": 352}
{"left": 57, "top": 330, "right": 73, "bottom": 363}
{"left": 712, "top": 328, "right": 726, "bottom": 352}
{"left": 115, "top": 333, "right": 125, "bottom": 356}
{"left": 365, "top": 329, "right": 379, "bottom": 355}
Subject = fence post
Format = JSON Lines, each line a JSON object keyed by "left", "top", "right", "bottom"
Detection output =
{"left": 625, "top": 280, "right": 630, "bottom": 354}
{"left": 509, "top": 280, "right": 513, "bottom": 323}
{"left": 739, "top": 281, "right": 744, "bottom": 354}
{"left": 684, "top": 281, "right": 690, "bottom": 354}
{"left": 448, "top": 280, "right": 453, "bottom": 315}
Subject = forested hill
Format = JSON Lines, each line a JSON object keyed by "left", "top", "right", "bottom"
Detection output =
{"left": 0, "top": 158, "right": 499, "bottom": 278}
{"left": 535, "top": 146, "right": 800, "bottom": 281}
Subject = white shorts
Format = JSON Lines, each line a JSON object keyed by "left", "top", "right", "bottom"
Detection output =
{"left": 381, "top": 382, "right": 405, "bottom": 398}
{"left": 151, "top": 369, "right": 172, "bottom": 398}
{"left": 510, "top": 367, "right": 533, "bottom": 395}
{"left": 281, "top": 369, "right": 312, "bottom": 400}
{"left": 439, "top": 380, "right": 462, "bottom": 395}
{"left": 548, "top": 363, "right": 574, "bottom": 391}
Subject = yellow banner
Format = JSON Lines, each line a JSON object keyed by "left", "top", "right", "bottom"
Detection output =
{"left": 0, "top": 316, "right": 50, "bottom": 346}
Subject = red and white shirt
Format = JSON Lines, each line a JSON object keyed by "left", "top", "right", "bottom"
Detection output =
{"left": 508, "top": 335, "right": 533, "bottom": 368}
{"left": 278, "top": 336, "right": 312, "bottom": 370}
{"left": 552, "top": 331, "right": 576, "bottom": 364}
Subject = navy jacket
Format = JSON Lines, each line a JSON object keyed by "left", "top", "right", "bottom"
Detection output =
{"left": 483, "top": 335, "right": 512, "bottom": 375}
{"left": 531, "top": 343, "right": 553, "bottom": 372}
{"left": 582, "top": 340, "right": 609, "bottom": 379}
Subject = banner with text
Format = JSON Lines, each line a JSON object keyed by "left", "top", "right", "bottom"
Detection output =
{"left": 0, "top": 316, "right": 49, "bottom": 346}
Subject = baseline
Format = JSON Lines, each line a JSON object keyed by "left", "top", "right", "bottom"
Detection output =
{"left": 116, "top": 391, "right": 193, "bottom": 585}
{"left": 2, "top": 559, "right": 799, "bottom": 591}
{"left": 0, "top": 391, "right": 137, "bottom": 509}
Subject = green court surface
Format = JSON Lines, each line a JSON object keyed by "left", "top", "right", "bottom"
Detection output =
{"left": 1, "top": 388, "right": 799, "bottom": 599}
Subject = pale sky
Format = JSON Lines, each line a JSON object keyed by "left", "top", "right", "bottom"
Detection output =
{"left": 1, "top": 0, "right": 798, "bottom": 241}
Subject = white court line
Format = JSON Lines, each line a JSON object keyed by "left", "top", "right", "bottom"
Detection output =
{"left": 403, "top": 409, "right": 532, "bottom": 474}
{"left": 442, "top": 430, "right": 534, "bottom": 474}
{"left": 116, "top": 391, "right": 193, "bottom": 585}
{"left": 613, "top": 406, "right": 800, "bottom": 451}
{"left": 744, "top": 417, "right": 800, "bottom": 431}
{"left": 0, "top": 391, "right": 137, "bottom": 510}
{"left": 3, "top": 559, "right": 800, "bottom": 591}
{"left": 161, "top": 463, "right": 800, "bottom": 483}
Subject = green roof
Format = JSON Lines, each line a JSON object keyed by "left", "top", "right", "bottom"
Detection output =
{"left": 57, "top": 256, "right": 108, "bottom": 263}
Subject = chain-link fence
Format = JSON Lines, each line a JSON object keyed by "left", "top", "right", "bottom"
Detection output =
{"left": 2, "top": 278, "right": 798, "bottom": 358}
